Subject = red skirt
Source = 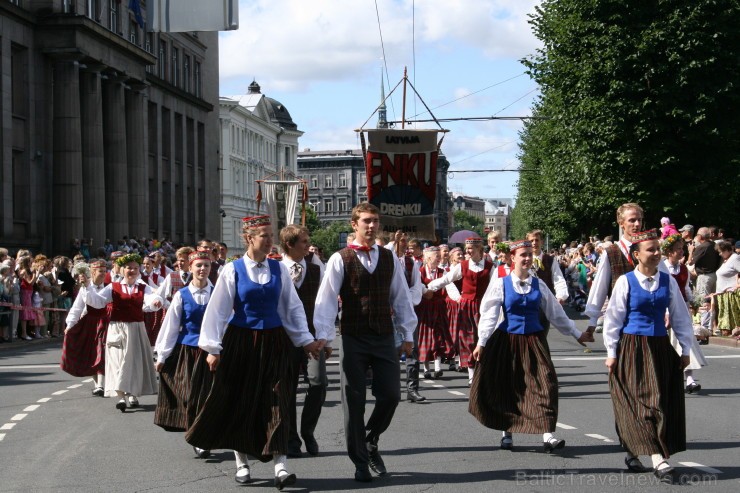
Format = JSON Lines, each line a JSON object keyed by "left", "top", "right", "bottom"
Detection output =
{"left": 416, "top": 297, "right": 453, "bottom": 362}
{"left": 60, "top": 306, "right": 109, "bottom": 377}
{"left": 144, "top": 308, "right": 165, "bottom": 346}
{"left": 445, "top": 298, "right": 460, "bottom": 355}
{"left": 456, "top": 298, "right": 481, "bottom": 368}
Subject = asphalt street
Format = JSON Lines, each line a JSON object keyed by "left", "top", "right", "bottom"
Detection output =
{"left": 1, "top": 315, "right": 739, "bottom": 492}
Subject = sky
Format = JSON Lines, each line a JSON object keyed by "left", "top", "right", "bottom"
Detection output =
{"left": 218, "top": 0, "right": 542, "bottom": 202}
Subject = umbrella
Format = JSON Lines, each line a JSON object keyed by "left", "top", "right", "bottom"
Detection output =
{"left": 448, "top": 230, "right": 481, "bottom": 244}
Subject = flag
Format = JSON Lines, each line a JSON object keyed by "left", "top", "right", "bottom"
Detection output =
{"left": 129, "top": 0, "right": 144, "bottom": 28}
{"left": 261, "top": 181, "right": 301, "bottom": 232}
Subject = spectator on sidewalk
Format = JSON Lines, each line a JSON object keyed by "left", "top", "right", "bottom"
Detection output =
{"left": 687, "top": 227, "right": 721, "bottom": 299}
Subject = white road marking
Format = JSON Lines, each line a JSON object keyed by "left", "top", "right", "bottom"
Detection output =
{"left": 432, "top": 384, "right": 444, "bottom": 388}
{"left": 11, "top": 414, "right": 27, "bottom": 421}
{"left": 37, "top": 398, "right": 51, "bottom": 403}
{"left": 556, "top": 422, "right": 577, "bottom": 430}
{"left": 0, "top": 365, "right": 61, "bottom": 370}
{"left": 552, "top": 355, "right": 740, "bottom": 361}
{"left": 705, "top": 355, "right": 740, "bottom": 359}
{"left": 326, "top": 360, "right": 339, "bottom": 365}
{"left": 585, "top": 433, "right": 614, "bottom": 442}
{"left": 82, "top": 378, "right": 95, "bottom": 383}
{"left": 51, "top": 390, "right": 68, "bottom": 395}
{"left": 448, "top": 391, "right": 466, "bottom": 396}
{"left": 679, "top": 462, "right": 722, "bottom": 474}
{"left": 23, "top": 405, "right": 40, "bottom": 412}
{"left": 0, "top": 433, "right": 5, "bottom": 441}
{"left": 0, "top": 423, "right": 16, "bottom": 430}
{"left": 423, "top": 380, "right": 435, "bottom": 384}
{"left": 67, "top": 384, "right": 83, "bottom": 389}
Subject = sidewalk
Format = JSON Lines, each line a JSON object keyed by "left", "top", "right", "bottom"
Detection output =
{"left": 708, "top": 335, "right": 740, "bottom": 349}
{"left": 0, "top": 336, "right": 63, "bottom": 352}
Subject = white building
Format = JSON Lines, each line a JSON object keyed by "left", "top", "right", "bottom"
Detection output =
{"left": 484, "top": 198, "right": 513, "bottom": 239}
{"left": 219, "top": 81, "right": 303, "bottom": 248}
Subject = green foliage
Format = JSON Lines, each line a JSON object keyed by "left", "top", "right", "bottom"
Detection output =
{"left": 515, "top": 0, "right": 740, "bottom": 243}
{"left": 310, "top": 220, "right": 353, "bottom": 259}
{"left": 452, "top": 210, "right": 485, "bottom": 237}
{"left": 303, "top": 206, "right": 322, "bottom": 234}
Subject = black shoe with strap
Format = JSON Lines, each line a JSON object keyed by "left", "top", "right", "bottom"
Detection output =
{"left": 624, "top": 456, "right": 650, "bottom": 473}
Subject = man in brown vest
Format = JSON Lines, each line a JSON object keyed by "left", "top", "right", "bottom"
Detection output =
{"left": 585, "top": 202, "right": 645, "bottom": 332}
{"left": 280, "top": 225, "right": 328, "bottom": 458}
{"left": 526, "top": 229, "right": 569, "bottom": 303}
{"left": 314, "top": 203, "right": 417, "bottom": 483}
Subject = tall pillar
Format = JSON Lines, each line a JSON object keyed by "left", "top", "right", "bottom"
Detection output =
{"left": 126, "top": 82, "right": 149, "bottom": 238}
{"left": 52, "top": 58, "right": 84, "bottom": 255}
{"left": 102, "top": 74, "right": 129, "bottom": 243}
{"left": 79, "top": 65, "right": 107, "bottom": 252}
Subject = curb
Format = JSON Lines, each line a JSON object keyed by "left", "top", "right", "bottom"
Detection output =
{"left": 708, "top": 336, "right": 740, "bottom": 349}
{"left": 0, "top": 337, "right": 63, "bottom": 352}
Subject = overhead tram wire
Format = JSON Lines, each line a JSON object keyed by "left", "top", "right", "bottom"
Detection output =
{"left": 374, "top": 0, "right": 396, "bottom": 120}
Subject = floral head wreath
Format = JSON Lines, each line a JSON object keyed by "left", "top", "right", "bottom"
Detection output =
{"left": 72, "top": 262, "right": 91, "bottom": 279}
{"left": 660, "top": 233, "right": 683, "bottom": 255}
{"left": 495, "top": 242, "right": 510, "bottom": 254}
{"left": 115, "top": 253, "right": 143, "bottom": 267}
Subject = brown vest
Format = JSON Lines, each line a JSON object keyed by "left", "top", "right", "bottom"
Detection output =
{"left": 536, "top": 254, "right": 556, "bottom": 294}
{"left": 605, "top": 244, "right": 634, "bottom": 296}
{"left": 338, "top": 247, "right": 394, "bottom": 337}
{"left": 296, "top": 262, "right": 320, "bottom": 336}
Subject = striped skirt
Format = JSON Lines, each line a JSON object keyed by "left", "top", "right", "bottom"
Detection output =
{"left": 445, "top": 298, "right": 460, "bottom": 354}
{"left": 154, "top": 344, "right": 213, "bottom": 432}
{"left": 144, "top": 309, "right": 165, "bottom": 346}
{"left": 456, "top": 298, "right": 481, "bottom": 368}
{"left": 469, "top": 330, "right": 558, "bottom": 433}
{"left": 416, "top": 298, "right": 453, "bottom": 362}
{"left": 716, "top": 291, "right": 740, "bottom": 332}
{"left": 609, "top": 334, "right": 686, "bottom": 457}
{"left": 185, "top": 325, "right": 295, "bottom": 462}
{"left": 60, "top": 307, "right": 108, "bottom": 377}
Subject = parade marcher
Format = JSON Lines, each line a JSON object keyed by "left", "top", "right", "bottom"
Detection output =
{"left": 470, "top": 240, "right": 592, "bottom": 453}
{"left": 417, "top": 246, "right": 452, "bottom": 384}
{"left": 153, "top": 250, "right": 214, "bottom": 460}
{"left": 438, "top": 244, "right": 450, "bottom": 270}
{"left": 185, "top": 215, "right": 322, "bottom": 489}
{"left": 487, "top": 230, "right": 502, "bottom": 264}
{"left": 155, "top": 247, "right": 194, "bottom": 309}
{"left": 604, "top": 229, "right": 694, "bottom": 484}
{"left": 443, "top": 247, "right": 463, "bottom": 372}
{"left": 196, "top": 239, "right": 221, "bottom": 286}
{"left": 492, "top": 243, "right": 512, "bottom": 278}
{"left": 426, "top": 237, "right": 494, "bottom": 386}
{"left": 662, "top": 234, "right": 707, "bottom": 394}
{"left": 141, "top": 255, "right": 165, "bottom": 346}
{"left": 526, "top": 230, "right": 569, "bottom": 303}
{"left": 61, "top": 260, "right": 109, "bottom": 396}
{"left": 151, "top": 250, "right": 172, "bottom": 279}
{"left": 84, "top": 253, "right": 162, "bottom": 411}
{"left": 105, "top": 251, "right": 125, "bottom": 285}
{"left": 313, "top": 203, "right": 417, "bottom": 483}
{"left": 279, "top": 225, "right": 330, "bottom": 457}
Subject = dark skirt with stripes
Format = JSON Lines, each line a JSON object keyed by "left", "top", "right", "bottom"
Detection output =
{"left": 456, "top": 298, "right": 481, "bottom": 368}
{"left": 609, "top": 334, "right": 686, "bottom": 457}
{"left": 154, "top": 344, "right": 213, "bottom": 432}
{"left": 445, "top": 298, "right": 460, "bottom": 355}
{"left": 144, "top": 309, "right": 165, "bottom": 346}
{"left": 60, "top": 307, "right": 109, "bottom": 377}
{"left": 185, "top": 325, "right": 296, "bottom": 462}
{"left": 469, "top": 330, "right": 558, "bottom": 433}
{"left": 416, "top": 298, "right": 453, "bottom": 362}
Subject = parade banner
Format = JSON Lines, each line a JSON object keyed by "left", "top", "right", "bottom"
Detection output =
{"left": 261, "top": 181, "right": 300, "bottom": 232}
{"left": 365, "top": 129, "right": 438, "bottom": 239}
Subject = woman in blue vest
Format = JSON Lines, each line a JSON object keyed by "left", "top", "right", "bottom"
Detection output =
{"left": 603, "top": 229, "right": 694, "bottom": 484}
{"left": 185, "top": 215, "right": 322, "bottom": 490}
{"left": 153, "top": 249, "right": 213, "bottom": 459}
{"left": 469, "top": 240, "right": 593, "bottom": 453}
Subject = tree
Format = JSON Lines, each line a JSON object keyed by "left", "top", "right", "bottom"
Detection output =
{"left": 303, "top": 206, "right": 322, "bottom": 234}
{"left": 452, "top": 210, "right": 485, "bottom": 237}
{"left": 310, "top": 220, "right": 353, "bottom": 259}
{"left": 516, "top": 0, "right": 740, "bottom": 243}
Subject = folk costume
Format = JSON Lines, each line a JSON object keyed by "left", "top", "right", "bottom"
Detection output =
{"left": 417, "top": 248, "right": 452, "bottom": 378}
{"left": 443, "top": 247, "right": 463, "bottom": 371}
{"left": 469, "top": 240, "right": 583, "bottom": 452}
{"left": 397, "top": 252, "right": 425, "bottom": 401}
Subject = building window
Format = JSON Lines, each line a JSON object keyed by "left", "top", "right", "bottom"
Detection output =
{"left": 324, "top": 198, "right": 333, "bottom": 213}
{"left": 338, "top": 173, "right": 347, "bottom": 188}
{"left": 129, "top": 17, "right": 138, "bottom": 45}
{"left": 338, "top": 197, "right": 347, "bottom": 212}
{"left": 183, "top": 55, "right": 191, "bottom": 93}
{"left": 172, "top": 47, "right": 179, "bottom": 87}
{"left": 145, "top": 32, "right": 153, "bottom": 53}
{"left": 310, "top": 175, "right": 318, "bottom": 189}
{"left": 194, "top": 61, "right": 202, "bottom": 97}
{"left": 358, "top": 172, "right": 367, "bottom": 188}
{"left": 87, "top": 0, "right": 101, "bottom": 21}
{"left": 159, "top": 39, "right": 167, "bottom": 79}
{"left": 109, "top": 0, "right": 119, "bottom": 33}
{"left": 325, "top": 175, "right": 333, "bottom": 188}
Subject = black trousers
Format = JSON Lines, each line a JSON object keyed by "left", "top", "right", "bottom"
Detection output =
{"left": 340, "top": 332, "right": 400, "bottom": 467}
{"left": 289, "top": 348, "right": 328, "bottom": 448}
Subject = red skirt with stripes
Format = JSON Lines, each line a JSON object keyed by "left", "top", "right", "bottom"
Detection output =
{"left": 456, "top": 298, "right": 481, "bottom": 368}
{"left": 445, "top": 298, "right": 460, "bottom": 355}
{"left": 60, "top": 307, "right": 109, "bottom": 377}
{"left": 609, "top": 334, "right": 686, "bottom": 457}
{"left": 144, "top": 309, "right": 165, "bottom": 346}
{"left": 469, "top": 330, "right": 558, "bottom": 433}
{"left": 185, "top": 325, "right": 296, "bottom": 462}
{"left": 416, "top": 297, "right": 453, "bottom": 362}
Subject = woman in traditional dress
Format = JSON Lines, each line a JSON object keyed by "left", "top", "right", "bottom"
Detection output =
{"left": 417, "top": 246, "right": 452, "bottom": 379}
{"left": 469, "top": 240, "right": 592, "bottom": 453}
{"left": 712, "top": 240, "right": 740, "bottom": 336}
{"left": 61, "top": 260, "right": 109, "bottom": 396}
{"left": 141, "top": 254, "right": 166, "bottom": 346}
{"left": 662, "top": 234, "right": 707, "bottom": 394}
{"left": 154, "top": 250, "right": 214, "bottom": 459}
{"left": 604, "top": 229, "right": 694, "bottom": 483}
{"left": 185, "top": 215, "right": 321, "bottom": 489}
{"left": 84, "top": 253, "right": 162, "bottom": 412}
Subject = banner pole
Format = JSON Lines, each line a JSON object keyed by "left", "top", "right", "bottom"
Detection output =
{"left": 401, "top": 67, "right": 407, "bottom": 129}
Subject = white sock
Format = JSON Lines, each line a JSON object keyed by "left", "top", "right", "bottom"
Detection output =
{"left": 502, "top": 431, "right": 512, "bottom": 438}
{"left": 115, "top": 391, "right": 125, "bottom": 399}
{"left": 468, "top": 367, "right": 475, "bottom": 380}
{"left": 422, "top": 362, "right": 429, "bottom": 372}
{"left": 685, "top": 370, "right": 695, "bottom": 385}
{"left": 543, "top": 432, "right": 555, "bottom": 442}
{"left": 97, "top": 374, "right": 104, "bottom": 388}
{"left": 651, "top": 454, "right": 670, "bottom": 469}
{"left": 434, "top": 358, "right": 442, "bottom": 372}
{"left": 274, "top": 454, "right": 287, "bottom": 475}
{"left": 234, "top": 451, "right": 248, "bottom": 468}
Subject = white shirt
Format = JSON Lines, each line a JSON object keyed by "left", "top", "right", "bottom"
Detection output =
{"left": 603, "top": 269, "right": 694, "bottom": 358}
{"left": 281, "top": 257, "right": 325, "bottom": 289}
{"left": 197, "top": 257, "right": 313, "bottom": 355}
{"left": 477, "top": 272, "right": 581, "bottom": 347}
{"left": 65, "top": 283, "right": 105, "bottom": 328}
{"left": 155, "top": 281, "right": 213, "bottom": 363}
{"left": 531, "top": 252, "right": 569, "bottom": 302}
{"left": 313, "top": 243, "right": 418, "bottom": 345}
{"left": 663, "top": 259, "right": 693, "bottom": 303}
{"left": 85, "top": 280, "right": 163, "bottom": 312}
{"left": 426, "top": 257, "right": 495, "bottom": 292}
{"left": 716, "top": 253, "right": 740, "bottom": 293}
{"left": 399, "top": 256, "right": 423, "bottom": 306}
{"left": 155, "top": 270, "right": 191, "bottom": 309}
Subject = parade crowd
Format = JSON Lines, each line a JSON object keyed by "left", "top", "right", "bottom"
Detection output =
{"left": 0, "top": 202, "right": 738, "bottom": 488}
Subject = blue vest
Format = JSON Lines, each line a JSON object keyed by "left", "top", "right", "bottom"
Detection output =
{"left": 230, "top": 258, "right": 283, "bottom": 330}
{"left": 498, "top": 276, "right": 543, "bottom": 334}
{"left": 178, "top": 286, "right": 209, "bottom": 347}
{"left": 622, "top": 271, "right": 670, "bottom": 337}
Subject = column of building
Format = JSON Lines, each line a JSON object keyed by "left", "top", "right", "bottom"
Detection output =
{"left": 126, "top": 82, "right": 149, "bottom": 239}
{"left": 102, "top": 72, "right": 130, "bottom": 243}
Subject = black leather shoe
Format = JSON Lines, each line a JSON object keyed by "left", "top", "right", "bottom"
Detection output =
{"left": 192, "top": 446, "right": 211, "bottom": 459}
{"left": 423, "top": 371, "right": 433, "bottom": 379}
{"left": 92, "top": 387, "right": 104, "bottom": 397}
{"left": 500, "top": 437, "right": 513, "bottom": 450}
{"left": 624, "top": 456, "right": 650, "bottom": 473}
{"left": 115, "top": 399, "right": 127, "bottom": 412}
{"left": 274, "top": 471, "right": 296, "bottom": 490}
{"left": 407, "top": 390, "right": 426, "bottom": 402}
{"left": 287, "top": 445, "right": 302, "bottom": 458}
{"left": 543, "top": 438, "right": 565, "bottom": 453}
{"left": 433, "top": 370, "right": 444, "bottom": 379}
{"left": 302, "top": 434, "right": 319, "bottom": 456}
{"left": 367, "top": 442, "right": 387, "bottom": 475}
{"left": 354, "top": 466, "right": 373, "bottom": 482}
{"left": 653, "top": 467, "right": 675, "bottom": 484}
{"left": 234, "top": 465, "right": 251, "bottom": 484}
{"left": 685, "top": 382, "right": 701, "bottom": 394}
{"left": 448, "top": 362, "right": 457, "bottom": 372}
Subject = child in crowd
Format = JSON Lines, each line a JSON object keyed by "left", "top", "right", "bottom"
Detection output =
{"left": 660, "top": 217, "right": 679, "bottom": 239}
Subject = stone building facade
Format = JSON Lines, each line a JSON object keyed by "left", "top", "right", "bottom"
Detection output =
{"left": 0, "top": 0, "right": 220, "bottom": 255}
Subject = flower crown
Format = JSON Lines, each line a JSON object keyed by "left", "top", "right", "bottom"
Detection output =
{"left": 115, "top": 253, "right": 143, "bottom": 267}
{"left": 661, "top": 233, "right": 682, "bottom": 255}
{"left": 72, "top": 262, "right": 91, "bottom": 279}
